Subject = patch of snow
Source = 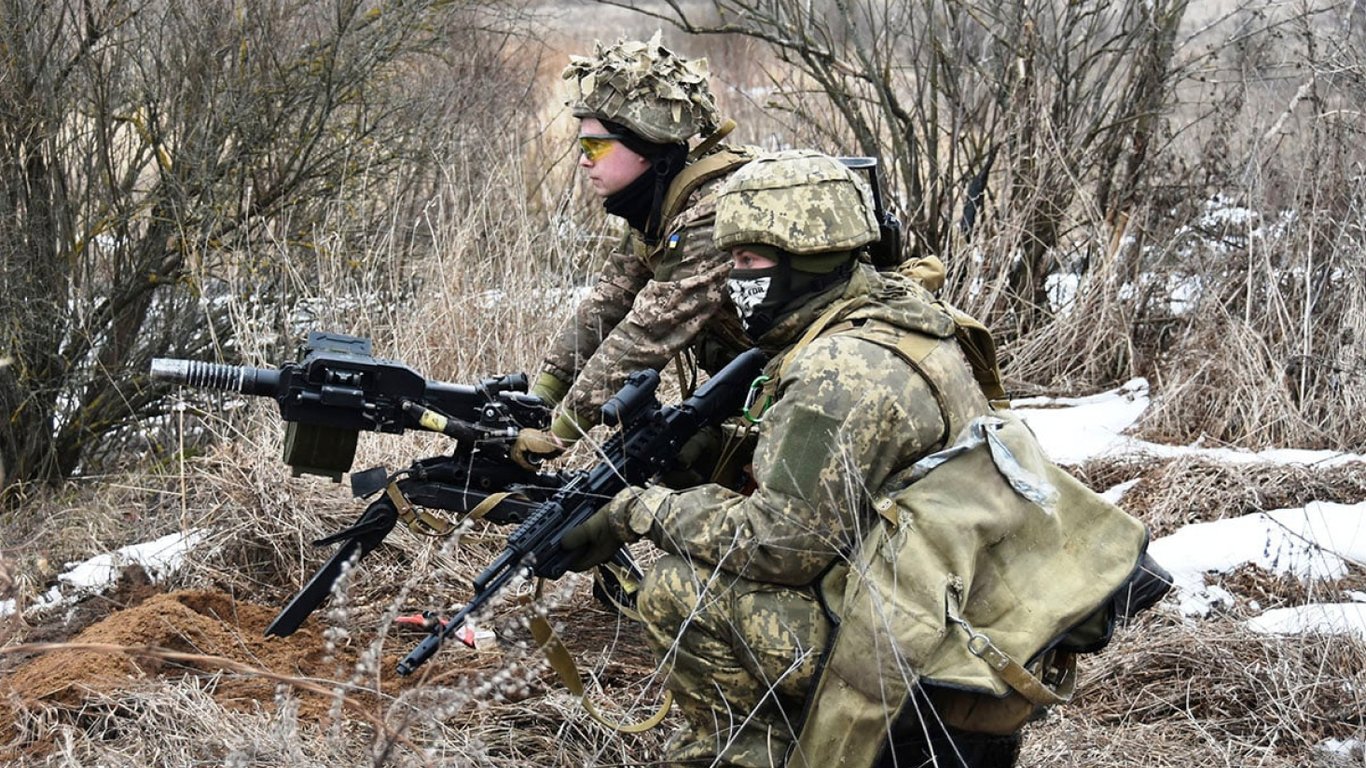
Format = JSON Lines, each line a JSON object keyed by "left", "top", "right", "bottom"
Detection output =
{"left": 1317, "top": 738, "right": 1365, "bottom": 761}
{"left": 0, "top": 529, "right": 209, "bottom": 619}
{"left": 1148, "top": 501, "right": 1366, "bottom": 618}
{"left": 1013, "top": 378, "right": 1150, "bottom": 465}
{"left": 1015, "top": 378, "right": 1366, "bottom": 469}
{"left": 1045, "top": 272, "right": 1080, "bottom": 314}
{"left": 1101, "top": 478, "right": 1141, "bottom": 505}
{"left": 59, "top": 529, "right": 209, "bottom": 590}
{"left": 1247, "top": 603, "right": 1366, "bottom": 638}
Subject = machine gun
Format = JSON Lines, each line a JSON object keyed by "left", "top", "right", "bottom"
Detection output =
{"left": 839, "top": 156, "right": 903, "bottom": 269}
{"left": 397, "top": 347, "right": 768, "bottom": 676}
{"left": 150, "top": 331, "right": 565, "bottom": 637}
{"left": 151, "top": 331, "right": 549, "bottom": 481}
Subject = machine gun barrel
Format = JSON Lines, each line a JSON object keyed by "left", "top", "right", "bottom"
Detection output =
{"left": 148, "top": 331, "right": 548, "bottom": 480}
{"left": 150, "top": 358, "right": 282, "bottom": 397}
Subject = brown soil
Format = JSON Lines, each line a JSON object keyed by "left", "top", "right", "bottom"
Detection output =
{"left": 0, "top": 562, "right": 657, "bottom": 764}
{"left": 0, "top": 573, "right": 443, "bottom": 760}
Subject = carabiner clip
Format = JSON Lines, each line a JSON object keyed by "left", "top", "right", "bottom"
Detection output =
{"left": 743, "top": 375, "right": 772, "bottom": 424}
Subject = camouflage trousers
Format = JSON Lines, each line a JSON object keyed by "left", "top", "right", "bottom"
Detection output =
{"left": 638, "top": 555, "right": 831, "bottom": 768}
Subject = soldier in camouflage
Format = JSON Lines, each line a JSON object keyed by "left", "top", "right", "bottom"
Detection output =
{"left": 563, "top": 150, "right": 1019, "bottom": 767}
{"left": 511, "top": 33, "right": 755, "bottom": 468}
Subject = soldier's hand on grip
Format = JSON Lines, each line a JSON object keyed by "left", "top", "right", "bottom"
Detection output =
{"left": 511, "top": 428, "right": 566, "bottom": 470}
{"left": 562, "top": 499, "right": 633, "bottom": 572}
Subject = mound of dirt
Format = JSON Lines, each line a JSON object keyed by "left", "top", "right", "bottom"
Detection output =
{"left": 0, "top": 585, "right": 461, "bottom": 758}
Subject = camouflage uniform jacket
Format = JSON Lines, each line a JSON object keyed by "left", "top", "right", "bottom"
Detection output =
{"left": 621, "top": 265, "right": 990, "bottom": 586}
{"left": 542, "top": 156, "right": 751, "bottom": 429}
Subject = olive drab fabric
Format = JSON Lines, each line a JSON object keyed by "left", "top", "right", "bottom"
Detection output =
{"left": 790, "top": 411, "right": 1150, "bottom": 768}
{"left": 713, "top": 149, "right": 881, "bottom": 255}
{"left": 563, "top": 31, "right": 721, "bottom": 144}
{"left": 605, "top": 266, "right": 992, "bottom": 766}
{"left": 541, "top": 146, "right": 757, "bottom": 432}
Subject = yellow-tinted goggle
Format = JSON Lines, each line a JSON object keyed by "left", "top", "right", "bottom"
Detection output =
{"left": 578, "top": 134, "right": 624, "bottom": 162}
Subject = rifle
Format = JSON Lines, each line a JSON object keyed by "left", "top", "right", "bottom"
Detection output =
{"left": 150, "top": 331, "right": 566, "bottom": 637}
{"left": 397, "top": 346, "right": 768, "bottom": 676}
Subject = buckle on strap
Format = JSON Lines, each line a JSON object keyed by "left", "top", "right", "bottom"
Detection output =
{"left": 964, "top": 628, "right": 1013, "bottom": 672}
{"left": 946, "top": 591, "right": 1070, "bottom": 706}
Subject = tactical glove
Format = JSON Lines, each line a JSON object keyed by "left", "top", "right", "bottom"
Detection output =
{"left": 561, "top": 487, "right": 644, "bottom": 572}
{"left": 511, "top": 406, "right": 594, "bottom": 470}
{"left": 510, "top": 428, "right": 566, "bottom": 470}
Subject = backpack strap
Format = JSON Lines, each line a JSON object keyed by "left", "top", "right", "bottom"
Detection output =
{"left": 745, "top": 297, "right": 865, "bottom": 422}
{"left": 836, "top": 325, "right": 956, "bottom": 452}
{"left": 936, "top": 301, "right": 1008, "bottom": 408}
{"left": 659, "top": 145, "right": 756, "bottom": 228}
{"left": 944, "top": 591, "right": 1074, "bottom": 706}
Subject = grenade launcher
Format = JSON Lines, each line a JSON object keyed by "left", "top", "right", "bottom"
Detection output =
{"left": 150, "top": 330, "right": 567, "bottom": 637}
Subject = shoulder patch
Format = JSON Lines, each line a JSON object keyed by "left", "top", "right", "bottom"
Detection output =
{"left": 766, "top": 403, "right": 841, "bottom": 502}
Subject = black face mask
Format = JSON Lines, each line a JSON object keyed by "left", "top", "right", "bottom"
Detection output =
{"left": 727, "top": 264, "right": 785, "bottom": 337}
{"left": 601, "top": 132, "right": 687, "bottom": 244}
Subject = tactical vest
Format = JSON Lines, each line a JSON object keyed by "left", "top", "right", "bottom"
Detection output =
{"left": 770, "top": 304, "right": 1151, "bottom": 768}
{"left": 630, "top": 144, "right": 758, "bottom": 268}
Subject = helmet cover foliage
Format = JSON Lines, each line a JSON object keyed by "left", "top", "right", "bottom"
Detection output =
{"left": 563, "top": 31, "right": 720, "bottom": 144}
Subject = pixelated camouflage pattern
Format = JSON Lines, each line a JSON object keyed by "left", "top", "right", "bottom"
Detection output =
{"left": 610, "top": 266, "right": 990, "bottom": 766}
{"left": 542, "top": 166, "right": 751, "bottom": 429}
{"left": 638, "top": 555, "right": 828, "bottom": 767}
{"left": 563, "top": 32, "right": 720, "bottom": 144}
{"left": 713, "top": 150, "right": 880, "bottom": 255}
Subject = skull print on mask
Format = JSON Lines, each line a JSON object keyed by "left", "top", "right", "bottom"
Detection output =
{"left": 727, "top": 266, "right": 778, "bottom": 328}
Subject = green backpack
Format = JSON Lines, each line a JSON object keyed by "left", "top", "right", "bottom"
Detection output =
{"left": 790, "top": 402, "right": 1158, "bottom": 768}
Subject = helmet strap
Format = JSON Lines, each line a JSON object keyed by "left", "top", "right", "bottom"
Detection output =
{"left": 602, "top": 143, "right": 687, "bottom": 244}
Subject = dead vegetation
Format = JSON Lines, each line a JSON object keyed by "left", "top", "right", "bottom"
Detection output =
{"left": 3, "top": 0, "right": 1366, "bottom": 766}
{"left": 3, "top": 442, "right": 1363, "bottom": 766}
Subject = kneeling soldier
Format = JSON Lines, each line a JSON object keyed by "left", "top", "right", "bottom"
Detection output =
{"left": 564, "top": 149, "right": 1154, "bottom": 767}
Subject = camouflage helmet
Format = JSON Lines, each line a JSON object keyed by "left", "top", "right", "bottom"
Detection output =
{"left": 563, "top": 32, "right": 720, "bottom": 145}
{"left": 714, "top": 149, "right": 880, "bottom": 256}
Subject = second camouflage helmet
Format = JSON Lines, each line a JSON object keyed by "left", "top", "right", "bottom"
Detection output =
{"left": 713, "top": 149, "right": 880, "bottom": 256}
{"left": 563, "top": 32, "right": 720, "bottom": 145}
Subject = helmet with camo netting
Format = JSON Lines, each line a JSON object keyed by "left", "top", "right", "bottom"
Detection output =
{"left": 714, "top": 149, "right": 880, "bottom": 256}
{"left": 563, "top": 31, "right": 720, "bottom": 144}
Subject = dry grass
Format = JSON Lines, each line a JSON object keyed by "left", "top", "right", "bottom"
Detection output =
{"left": 6, "top": 4, "right": 1366, "bottom": 767}
{"left": 9, "top": 438, "right": 1365, "bottom": 765}
{"left": 1030, "top": 610, "right": 1366, "bottom": 767}
{"left": 1074, "top": 458, "right": 1366, "bottom": 538}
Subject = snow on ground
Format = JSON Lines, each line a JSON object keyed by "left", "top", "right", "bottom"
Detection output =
{"left": 1015, "top": 379, "right": 1366, "bottom": 468}
{"left": 0, "top": 529, "right": 208, "bottom": 617}
{"left": 1017, "top": 380, "right": 1366, "bottom": 638}
{"left": 9, "top": 377, "right": 1366, "bottom": 693}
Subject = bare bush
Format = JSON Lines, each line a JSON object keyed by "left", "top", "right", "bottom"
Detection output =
{"left": 0, "top": 0, "right": 534, "bottom": 499}
{"left": 1127, "top": 4, "right": 1366, "bottom": 450}
{"left": 594, "top": 0, "right": 1190, "bottom": 332}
